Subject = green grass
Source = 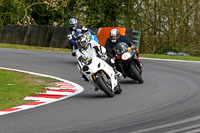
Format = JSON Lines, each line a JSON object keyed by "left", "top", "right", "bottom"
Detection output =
{"left": 140, "top": 54, "right": 200, "bottom": 61}
{"left": 0, "top": 69, "right": 59, "bottom": 110}
{"left": 0, "top": 43, "right": 72, "bottom": 53}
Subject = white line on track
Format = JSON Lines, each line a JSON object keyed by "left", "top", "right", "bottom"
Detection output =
{"left": 163, "top": 123, "right": 200, "bottom": 133}
{"left": 131, "top": 112, "right": 200, "bottom": 133}
{"left": 140, "top": 57, "right": 200, "bottom": 63}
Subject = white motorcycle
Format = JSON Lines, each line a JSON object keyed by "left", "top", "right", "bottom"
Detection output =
{"left": 77, "top": 55, "right": 122, "bottom": 97}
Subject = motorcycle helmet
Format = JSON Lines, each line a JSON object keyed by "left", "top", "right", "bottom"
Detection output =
{"left": 77, "top": 34, "right": 89, "bottom": 50}
{"left": 69, "top": 18, "right": 78, "bottom": 30}
{"left": 114, "top": 42, "right": 129, "bottom": 55}
{"left": 109, "top": 28, "right": 120, "bottom": 43}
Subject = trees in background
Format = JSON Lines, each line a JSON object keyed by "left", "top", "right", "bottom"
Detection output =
{"left": 0, "top": 0, "right": 199, "bottom": 55}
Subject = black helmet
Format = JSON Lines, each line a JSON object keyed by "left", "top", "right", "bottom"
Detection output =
{"left": 69, "top": 18, "right": 78, "bottom": 30}
{"left": 114, "top": 42, "right": 129, "bottom": 55}
{"left": 109, "top": 28, "right": 120, "bottom": 43}
{"left": 77, "top": 34, "right": 89, "bottom": 50}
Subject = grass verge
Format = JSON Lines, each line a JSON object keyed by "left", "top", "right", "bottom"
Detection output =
{"left": 140, "top": 54, "right": 200, "bottom": 61}
{"left": 0, "top": 69, "right": 59, "bottom": 110}
{"left": 0, "top": 43, "right": 71, "bottom": 53}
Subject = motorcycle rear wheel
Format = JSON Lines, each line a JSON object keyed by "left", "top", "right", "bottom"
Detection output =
{"left": 114, "top": 83, "right": 122, "bottom": 94}
{"left": 96, "top": 76, "right": 114, "bottom": 97}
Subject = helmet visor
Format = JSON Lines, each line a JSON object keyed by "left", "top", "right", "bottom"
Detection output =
{"left": 79, "top": 40, "right": 86, "bottom": 47}
{"left": 70, "top": 24, "right": 77, "bottom": 28}
{"left": 110, "top": 36, "right": 117, "bottom": 40}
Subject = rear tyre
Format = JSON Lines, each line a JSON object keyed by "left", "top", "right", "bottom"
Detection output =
{"left": 130, "top": 64, "right": 144, "bottom": 84}
{"left": 96, "top": 76, "right": 114, "bottom": 97}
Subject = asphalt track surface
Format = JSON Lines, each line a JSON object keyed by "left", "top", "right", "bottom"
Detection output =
{"left": 0, "top": 48, "right": 200, "bottom": 133}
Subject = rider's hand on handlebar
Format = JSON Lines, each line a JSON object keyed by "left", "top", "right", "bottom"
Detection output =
{"left": 110, "top": 58, "right": 115, "bottom": 64}
{"left": 101, "top": 55, "right": 107, "bottom": 60}
{"left": 112, "top": 57, "right": 116, "bottom": 60}
{"left": 131, "top": 45, "right": 136, "bottom": 49}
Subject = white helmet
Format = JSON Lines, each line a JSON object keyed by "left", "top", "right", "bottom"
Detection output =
{"left": 77, "top": 34, "right": 89, "bottom": 50}
{"left": 110, "top": 29, "right": 120, "bottom": 43}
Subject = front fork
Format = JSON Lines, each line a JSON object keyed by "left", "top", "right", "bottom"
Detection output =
{"left": 117, "top": 63, "right": 127, "bottom": 78}
{"left": 92, "top": 71, "right": 112, "bottom": 89}
{"left": 92, "top": 70, "right": 106, "bottom": 80}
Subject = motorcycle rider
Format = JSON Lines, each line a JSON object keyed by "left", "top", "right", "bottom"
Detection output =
{"left": 67, "top": 18, "right": 96, "bottom": 56}
{"left": 105, "top": 28, "right": 143, "bottom": 72}
{"left": 76, "top": 34, "right": 122, "bottom": 82}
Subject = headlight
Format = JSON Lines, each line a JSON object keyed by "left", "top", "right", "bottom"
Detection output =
{"left": 121, "top": 52, "right": 131, "bottom": 60}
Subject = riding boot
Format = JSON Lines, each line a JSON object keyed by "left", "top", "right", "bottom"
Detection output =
{"left": 113, "top": 67, "right": 122, "bottom": 78}
{"left": 72, "top": 52, "right": 76, "bottom": 56}
{"left": 81, "top": 74, "right": 89, "bottom": 81}
{"left": 94, "top": 87, "right": 99, "bottom": 91}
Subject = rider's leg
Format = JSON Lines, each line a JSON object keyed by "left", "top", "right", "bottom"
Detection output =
{"left": 69, "top": 40, "right": 78, "bottom": 56}
{"left": 72, "top": 44, "right": 78, "bottom": 56}
{"left": 105, "top": 57, "right": 122, "bottom": 78}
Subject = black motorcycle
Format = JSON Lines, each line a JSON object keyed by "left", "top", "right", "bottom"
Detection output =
{"left": 113, "top": 42, "right": 143, "bottom": 83}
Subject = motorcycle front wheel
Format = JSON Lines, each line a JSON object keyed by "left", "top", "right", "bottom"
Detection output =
{"left": 96, "top": 76, "right": 114, "bottom": 97}
{"left": 130, "top": 64, "right": 144, "bottom": 84}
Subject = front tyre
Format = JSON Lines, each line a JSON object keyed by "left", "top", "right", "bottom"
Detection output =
{"left": 96, "top": 76, "right": 114, "bottom": 97}
{"left": 130, "top": 64, "right": 144, "bottom": 84}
